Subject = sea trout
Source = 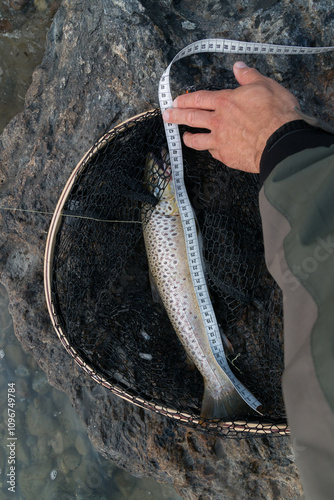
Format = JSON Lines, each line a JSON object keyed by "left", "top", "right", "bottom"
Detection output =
{"left": 142, "top": 149, "right": 248, "bottom": 419}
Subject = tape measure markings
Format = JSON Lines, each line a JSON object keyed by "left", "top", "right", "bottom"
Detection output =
{"left": 159, "top": 38, "right": 334, "bottom": 413}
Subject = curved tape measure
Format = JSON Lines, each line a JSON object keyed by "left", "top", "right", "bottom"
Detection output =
{"left": 158, "top": 38, "right": 334, "bottom": 413}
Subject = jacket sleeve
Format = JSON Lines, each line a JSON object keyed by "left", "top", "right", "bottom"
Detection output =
{"left": 259, "top": 121, "right": 334, "bottom": 500}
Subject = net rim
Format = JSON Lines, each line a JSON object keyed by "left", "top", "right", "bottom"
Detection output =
{"left": 43, "top": 109, "right": 289, "bottom": 436}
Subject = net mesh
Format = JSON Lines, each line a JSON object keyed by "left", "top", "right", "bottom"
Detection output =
{"left": 48, "top": 108, "right": 287, "bottom": 437}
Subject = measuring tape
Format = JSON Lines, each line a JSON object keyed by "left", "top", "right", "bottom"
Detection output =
{"left": 158, "top": 38, "right": 334, "bottom": 413}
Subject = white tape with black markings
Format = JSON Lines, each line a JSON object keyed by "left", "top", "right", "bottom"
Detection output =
{"left": 158, "top": 39, "right": 334, "bottom": 413}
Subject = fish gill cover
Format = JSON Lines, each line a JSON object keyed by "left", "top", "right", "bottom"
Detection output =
{"left": 45, "top": 105, "right": 287, "bottom": 437}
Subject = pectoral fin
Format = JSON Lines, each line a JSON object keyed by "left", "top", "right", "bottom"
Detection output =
{"left": 219, "top": 326, "right": 234, "bottom": 355}
{"left": 149, "top": 270, "right": 164, "bottom": 306}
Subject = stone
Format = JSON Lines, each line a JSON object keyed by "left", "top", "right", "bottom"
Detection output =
{"left": 0, "top": 0, "right": 333, "bottom": 498}
{"left": 26, "top": 400, "right": 56, "bottom": 437}
{"left": 50, "top": 469, "right": 58, "bottom": 480}
{"left": 0, "top": 19, "right": 13, "bottom": 33}
{"left": 16, "top": 377, "right": 31, "bottom": 398}
{"left": 127, "top": 476, "right": 184, "bottom": 500}
{"left": 61, "top": 447, "right": 81, "bottom": 471}
{"left": 49, "top": 430, "right": 64, "bottom": 454}
{"left": 74, "top": 433, "right": 90, "bottom": 456}
{"left": 8, "top": 0, "right": 30, "bottom": 10}
{"left": 15, "top": 436, "right": 31, "bottom": 465}
{"left": 4, "top": 343, "right": 25, "bottom": 369}
{"left": 113, "top": 468, "right": 137, "bottom": 497}
{"left": 32, "top": 370, "right": 50, "bottom": 394}
{"left": 34, "top": 0, "right": 48, "bottom": 11}
{"left": 0, "top": 445, "right": 6, "bottom": 474}
{"left": 18, "top": 459, "right": 54, "bottom": 499}
{"left": 14, "top": 364, "right": 30, "bottom": 377}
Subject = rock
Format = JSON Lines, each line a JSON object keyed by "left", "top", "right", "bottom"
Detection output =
{"left": 14, "top": 364, "right": 30, "bottom": 377}
{"left": 16, "top": 377, "right": 31, "bottom": 398}
{"left": 0, "top": 446, "right": 6, "bottom": 474}
{"left": 26, "top": 353, "right": 38, "bottom": 370}
{"left": 26, "top": 400, "right": 56, "bottom": 437}
{"left": 74, "top": 433, "right": 90, "bottom": 456}
{"left": 4, "top": 343, "right": 25, "bottom": 369}
{"left": 49, "top": 430, "right": 64, "bottom": 454}
{"left": 61, "top": 447, "right": 81, "bottom": 472}
{"left": 16, "top": 435, "right": 31, "bottom": 465}
{"left": 50, "top": 469, "right": 58, "bottom": 480}
{"left": 8, "top": 0, "right": 30, "bottom": 10}
{"left": 113, "top": 468, "right": 137, "bottom": 497}
{"left": 32, "top": 370, "right": 50, "bottom": 394}
{"left": 127, "top": 476, "right": 183, "bottom": 500}
{"left": 34, "top": 0, "right": 49, "bottom": 11}
{"left": 0, "top": 0, "right": 333, "bottom": 498}
{"left": 18, "top": 458, "right": 54, "bottom": 499}
{"left": 0, "top": 19, "right": 13, "bottom": 33}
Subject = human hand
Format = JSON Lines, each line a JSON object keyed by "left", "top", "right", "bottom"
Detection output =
{"left": 162, "top": 61, "right": 301, "bottom": 173}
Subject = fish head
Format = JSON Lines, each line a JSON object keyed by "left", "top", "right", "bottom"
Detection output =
{"left": 144, "top": 149, "right": 178, "bottom": 216}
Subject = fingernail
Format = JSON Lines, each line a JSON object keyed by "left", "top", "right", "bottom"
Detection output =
{"left": 235, "top": 61, "right": 248, "bottom": 68}
{"left": 173, "top": 97, "right": 179, "bottom": 108}
{"left": 163, "top": 109, "right": 170, "bottom": 122}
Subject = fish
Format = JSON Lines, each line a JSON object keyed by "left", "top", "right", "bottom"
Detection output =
{"left": 142, "top": 149, "right": 249, "bottom": 419}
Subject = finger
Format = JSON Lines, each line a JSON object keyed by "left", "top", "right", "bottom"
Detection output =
{"left": 233, "top": 61, "right": 268, "bottom": 86}
{"left": 173, "top": 90, "right": 219, "bottom": 111}
{"left": 183, "top": 131, "right": 213, "bottom": 151}
{"left": 163, "top": 108, "right": 213, "bottom": 129}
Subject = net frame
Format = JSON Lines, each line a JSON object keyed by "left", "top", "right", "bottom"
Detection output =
{"left": 44, "top": 109, "right": 289, "bottom": 437}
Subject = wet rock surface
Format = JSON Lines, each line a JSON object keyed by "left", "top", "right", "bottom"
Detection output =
{"left": 0, "top": 0, "right": 333, "bottom": 498}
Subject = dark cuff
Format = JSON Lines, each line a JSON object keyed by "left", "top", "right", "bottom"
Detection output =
{"left": 259, "top": 120, "right": 334, "bottom": 187}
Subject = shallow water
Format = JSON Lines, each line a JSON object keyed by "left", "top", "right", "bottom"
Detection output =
{"left": 0, "top": 2, "right": 183, "bottom": 499}
{"left": 0, "top": 285, "right": 183, "bottom": 499}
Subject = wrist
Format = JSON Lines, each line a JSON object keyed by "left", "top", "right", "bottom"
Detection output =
{"left": 259, "top": 120, "right": 334, "bottom": 186}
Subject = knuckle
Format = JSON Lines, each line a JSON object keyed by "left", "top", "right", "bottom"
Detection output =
{"left": 191, "top": 135, "right": 200, "bottom": 149}
{"left": 193, "top": 90, "right": 205, "bottom": 108}
{"left": 186, "top": 110, "right": 197, "bottom": 127}
{"left": 215, "top": 92, "right": 232, "bottom": 109}
{"left": 243, "top": 67, "right": 262, "bottom": 82}
{"left": 184, "top": 133, "right": 199, "bottom": 150}
{"left": 209, "top": 114, "right": 222, "bottom": 131}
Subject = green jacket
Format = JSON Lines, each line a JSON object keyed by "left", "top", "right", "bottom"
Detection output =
{"left": 259, "top": 120, "right": 334, "bottom": 499}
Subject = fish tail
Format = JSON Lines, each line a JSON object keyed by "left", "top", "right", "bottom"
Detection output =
{"left": 200, "top": 381, "right": 248, "bottom": 420}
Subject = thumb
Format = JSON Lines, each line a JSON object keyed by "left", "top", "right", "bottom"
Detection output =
{"left": 233, "top": 61, "right": 266, "bottom": 86}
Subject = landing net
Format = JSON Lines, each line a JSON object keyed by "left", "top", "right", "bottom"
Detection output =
{"left": 44, "top": 106, "right": 287, "bottom": 437}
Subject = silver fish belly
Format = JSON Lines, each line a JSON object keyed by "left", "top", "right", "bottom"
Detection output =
{"left": 142, "top": 151, "right": 247, "bottom": 419}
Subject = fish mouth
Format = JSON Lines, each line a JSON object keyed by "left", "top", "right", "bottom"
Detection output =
{"left": 149, "top": 148, "right": 172, "bottom": 180}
